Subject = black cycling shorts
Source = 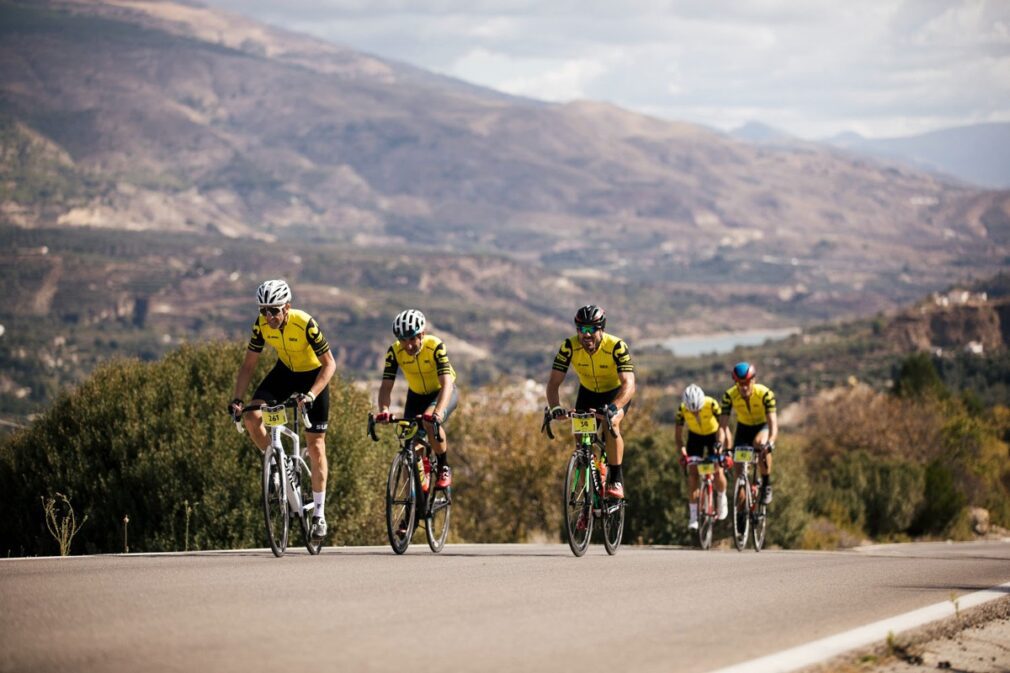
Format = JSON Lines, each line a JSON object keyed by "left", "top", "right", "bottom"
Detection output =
{"left": 685, "top": 431, "right": 719, "bottom": 458}
{"left": 404, "top": 386, "right": 459, "bottom": 423}
{"left": 734, "top": 422, "right": 770, "bottom": 451}
{"left": 574, "top": 386, "right": 631, "bottom": 414}
{"left": 253, "top": 363, "right": 330, "bottom": 433}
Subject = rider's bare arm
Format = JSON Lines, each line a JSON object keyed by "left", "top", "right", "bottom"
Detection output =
{"left": 232, "top": 349, "right": 261, "bottom": 402}
{"left": 765, "top": 410, "right": 778, "bottom": 447}
{"left": 433, "top": 373, "right": 454, "bottom": 420}
{"left": 377, "top": 378, "right": 395, "bottom": 414}
{"left": 307, "top": 350, "right": 336, "bottom": 400}
{"left": 610, "top": 371, "right": 636, "bottom": 411}
{"left": 717, "top": 413, "right": 732, "bottom": 449}
{"left": 545, "top": 368, "right": 567, "bottom": 410}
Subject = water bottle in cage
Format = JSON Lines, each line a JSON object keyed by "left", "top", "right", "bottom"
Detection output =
{"left": 418, "top": 456, "right": 430, "bottom": 493}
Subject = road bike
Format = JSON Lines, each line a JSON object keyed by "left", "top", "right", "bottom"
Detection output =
{"left": 236, "top": 397, "right": 322, "bottom": 557}
{"left": 543, "top": 408, "right": 625, "bottom": 557}
{"left": 685, "top": 454, "right": 723, "bottom": 550}
{"left": 730, "top": 444, "right": 769, "bottom": 552}
{"left": 368, "top": 413, "right": 452, "bottom": 554}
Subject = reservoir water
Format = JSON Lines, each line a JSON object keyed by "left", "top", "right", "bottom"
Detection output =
{"left": 656, "top": 327, "right": 799, "bottom": 357}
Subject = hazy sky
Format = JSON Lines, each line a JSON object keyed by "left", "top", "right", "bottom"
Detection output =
{"left": 204, "top": 0, "right": 1010, "bottom": 139}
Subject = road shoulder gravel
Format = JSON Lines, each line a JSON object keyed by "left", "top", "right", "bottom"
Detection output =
{"left": 800, "top": 595, "right": 1010, "bottom": 673}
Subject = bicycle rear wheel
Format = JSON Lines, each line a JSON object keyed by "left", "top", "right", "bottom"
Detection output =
{"left": 698, "top": 482, "right": 714, "bottom": 550}
{"left": 752, "top": 479, "right": 768, "bottom": 552}
{"left": 563, "top": 452, "right": 593, "bottom": 557}
{"left": 601, "top": 497, "right": 625, "bottom": 555}
{"left": 385, "top": 452, "right": 416, "bottom": 554}
{"left": 294, "top": 458, "right": 321, "bottom": 555}
{"left": 732, "top": 473, "right": 750, "bottom": 552}
{"left": 262, "top": 446, "right": 289, "bottom": 557}
{"left": 425, "top": 486, "right": 451, "bottom": 553}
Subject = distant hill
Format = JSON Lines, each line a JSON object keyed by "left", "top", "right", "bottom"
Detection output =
{"left": 825, "top": 122, "right": 1010, "bottom": 189}
{"left": 729, "top": 121, "right": 796, "bottom": 144}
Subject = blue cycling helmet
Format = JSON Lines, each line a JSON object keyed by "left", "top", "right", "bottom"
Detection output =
{"left": 732, "top": 361, "right": 756, "bottom": 383}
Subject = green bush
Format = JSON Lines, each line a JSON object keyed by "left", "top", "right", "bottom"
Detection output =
{"left": 0, "top": 342, "right": 384, "bottom": 555}
{"left": 447, "top": 385, "right": 562, "bottom": 543}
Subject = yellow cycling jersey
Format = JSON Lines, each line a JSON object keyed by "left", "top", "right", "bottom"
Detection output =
{"left": 552, "top": 332, "right": 634, "bottom": 393}
{"left": 675, "top": 397, "right": 722, "bottom": 436}
{"left": 721, "top": 383, "right": 777, "bottom": 426}
{"left": 382, "top": 335, "right": 456, "bottom": 395}
{"left": 248, "top": 308, "right": 330, "bottom": 373}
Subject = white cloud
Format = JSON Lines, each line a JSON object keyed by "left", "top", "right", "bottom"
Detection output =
{"left": 205, "top": 0, "right": 1010, "bottom": 138}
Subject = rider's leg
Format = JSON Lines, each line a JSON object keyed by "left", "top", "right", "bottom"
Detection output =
{"left": 306, "top": 431, "right": 327, "bottom": 501}
{"left": 756, "top": 429, "right": 772, "bottom": 477}
{"left": 715, "top": 466, "right": 728, "bottom": 519}
{"left": 688, "top": 467, "right": 699, "bottom": 526}
{"left": 755, "top": 429, "right": 772, "bottom": 503}
{"left": 424, "top": 415, "right": 447, "bottom": 459}
{"left": 242, "top": 401, "right": 270, "bottom": 452}
{"left": 426, "top": 387, "right": 458, "bottom": 486}
{"left": 606, "top": 413, "right": 625, "bottom": 484}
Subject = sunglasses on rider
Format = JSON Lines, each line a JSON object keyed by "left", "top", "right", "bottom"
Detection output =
{"left": 578, "top": 324, "right": 600, "bottom": 335}
{"left": 259, "top": 306, "right": 285, "bottom": 317}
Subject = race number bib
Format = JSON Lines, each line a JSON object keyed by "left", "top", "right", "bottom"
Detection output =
{"left": 571, "top": 416, "right": 597, "bottom": 435}
{"left": 263, "top": 407, "right": 287, "bottom": 427}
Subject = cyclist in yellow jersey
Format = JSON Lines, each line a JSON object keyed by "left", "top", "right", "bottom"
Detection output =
{"left": 718, "top": 361, "right": 778, "bottom": 505}
{"left": 547, "top": 305, "right": 635, "bottom": 500}
{"left": 676, "top": 384, "right": 729, "bottom": 530}
{"left": 229, "top": 280, "right": 336, "bottom": 542}
{"left": 375, "top": 309, "right": 458, "bottom": 491}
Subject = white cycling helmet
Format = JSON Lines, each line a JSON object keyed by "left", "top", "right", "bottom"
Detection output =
{"left": 256, "top": 279, "right": 291, "bottom": 306}
{"left": 393, "top": 309, "right": 426, "bottom": 339}
{"left": 682, "top": 384, "right": 705, "bottom": 413}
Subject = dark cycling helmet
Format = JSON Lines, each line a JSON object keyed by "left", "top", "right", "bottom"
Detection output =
{"left": 732, "top": 361, "right": 756, "bottom": 383}
{"left": 574, "top": 305, "right": 606, "bottom": 330}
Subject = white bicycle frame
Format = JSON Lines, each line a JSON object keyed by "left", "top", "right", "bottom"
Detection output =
{"left": 238, "top": 403, "right": 315, "bottom": 520}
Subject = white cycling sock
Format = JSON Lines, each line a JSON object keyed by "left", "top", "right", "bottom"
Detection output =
{"left": 313, "top": 491, "right": 325, "bottom": 519}
{"left": 689, "top": 503, "right": 698, "bottom": 521}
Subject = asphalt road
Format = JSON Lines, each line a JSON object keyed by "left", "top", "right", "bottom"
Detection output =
{"left": 2, "top": 540, "right": 1009, "bottom": 673}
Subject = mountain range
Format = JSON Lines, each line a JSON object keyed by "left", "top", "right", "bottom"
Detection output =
{"left": 1, "top": 0, "right": 1009, "bottom": 374}
{"left": 730, "top": 121, "right": 1010, "bottom": 190}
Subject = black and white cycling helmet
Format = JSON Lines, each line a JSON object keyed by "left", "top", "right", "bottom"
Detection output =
{"left": 256, "top": 279, "right": 291, "bottom": 306}
{"left": 574, "top": 304, "right": 606, "bottom": 329}
{"left": 682, "top": 383, "right": 705, "bottom": 413}
{"left": 393, "top": 309, "right": 426, "bottom": 339}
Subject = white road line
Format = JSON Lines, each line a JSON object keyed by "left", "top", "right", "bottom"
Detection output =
{"left": 709, "top": 580, "right": 1010, "bottom": 673}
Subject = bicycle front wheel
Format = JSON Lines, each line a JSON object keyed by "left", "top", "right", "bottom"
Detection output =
{"left": 385, "top": 452, "right": 416, "bottom": 555}
{"left": 425, "top": 487, "right": 451, "bottom": 553}
{"left": 732, "top": 473, "right": 750, "bottom": 552}
{"left": 262, "top": 446, "right": 289, "bottom": 557}
{"left": 698, "top": 482, "right": 714, "bottom": 550}
{"left": 563, "top": 452, "right": 593, "bottom": 557}
{"left": 601, "top": 497, "right": 625, "bottom": 555}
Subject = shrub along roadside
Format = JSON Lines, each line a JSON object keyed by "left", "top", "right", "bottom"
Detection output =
{"left": 0, "top": 342, "right": 386, "bottom": 555}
